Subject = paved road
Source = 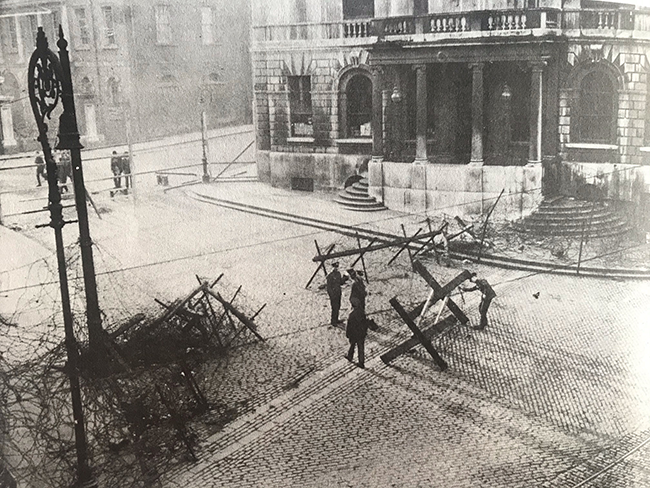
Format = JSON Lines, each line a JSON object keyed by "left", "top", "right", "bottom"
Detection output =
{"left": 2, "top": 169, "right": 649, "bottom": 487}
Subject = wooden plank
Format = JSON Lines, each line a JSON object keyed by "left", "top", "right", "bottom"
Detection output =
{"left": 312, "top": 228, "right": 442, "bottom": 262}
{"left": 305, "top": 243, "right": 335, "bottom": 288}
{"left": 412, "top": 260, "right": 469, "bottom": 325}
{"left": 387, "top": 228, "right": 422, "bottom": 266}
{"left": 390, "top": 298, "right": 448, "bottom": 371}
{"left": 205, "top": 288, "right": 265, "bottom": 342}
{"left": 381, "top": 315, "right": 456, "bottom": 364}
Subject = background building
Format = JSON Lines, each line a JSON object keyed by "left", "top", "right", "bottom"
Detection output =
{"left": 0, "top": 0, "right": 252, "bottom": 152}
{"left": 251, "top": 0, "right": 650, "bottom": 225}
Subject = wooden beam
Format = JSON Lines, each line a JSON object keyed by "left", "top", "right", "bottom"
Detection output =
{"left": 381, "top": 315, "right": 455, "bottom": 364}
{"left": 412, "top": 260, "right": 469, "bottom": 325}
{"left": 306, "top": 243, "right": 335, "bottom": 288}
{"left": 387, "top": 228, "right": 422, "bottom": 266}
{"left": 312, "top": 228, "right": 441, "bottom": 262}
{"left": 390, "top": 297, "right": 448, "bottom": 371}
{"left": 205, "top": 288, "right": 265, "bottom": 342}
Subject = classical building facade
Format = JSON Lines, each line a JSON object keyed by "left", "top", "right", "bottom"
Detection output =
{"left": 252, "top": 0, "right": 650, "bottom": 222}
{"left": 0, "top": 0, "right": 252, "bottom": 152}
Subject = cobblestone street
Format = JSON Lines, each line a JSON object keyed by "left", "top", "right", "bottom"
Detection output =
{"left": 3, "top": 174, "right": 650, "bottom": 487}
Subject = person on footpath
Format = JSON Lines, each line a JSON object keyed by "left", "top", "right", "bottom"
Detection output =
{"left": 58, "top": 150, "right": 72, "bottom": 193}
{"left": 121, "top": 150, "right": 131, "bottom": 192}
{"left": 461, "top": 273, "right": 496, "bottom": 330}
{"left": 348, "top": 269, "right": 367, "bottom": 313}
{"left": 35, "top": 154, "right": 46, "bottom": 187}
{"left": 110, "top": 151, "right": 122, "bottom": 197}
{"left": 326, "top": 261, "right": 347, "bottom": 326}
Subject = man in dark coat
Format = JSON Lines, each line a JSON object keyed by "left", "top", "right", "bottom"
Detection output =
{"left": 326, "top": 261, "right": 346, "bottom": 326}
{"left": 349, "top": 269, "right": 367, "bottom": 313}
{"left": 35, "top": 155, "right": 46, "bottom": 186}
{"left": 462, "top": 273, "right": 496, "bottom": 329}
{"left": 57, "top": 150, "right": 71, "bottom": 193}
{"left": 121, "top": 150, "right": 131, "bottom": 191}
{"left": 110, "top": 150, "right": 122, "bottom": 196}
{"left": 346, "top": 306, "right": 368, "bottom": 368}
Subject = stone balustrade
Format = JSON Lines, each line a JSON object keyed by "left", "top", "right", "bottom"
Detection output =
{"left": 252, "top": 8, "right": 649, "bottom": 43}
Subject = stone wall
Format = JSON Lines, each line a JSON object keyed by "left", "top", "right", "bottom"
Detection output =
{"left": 369, "top": 161, "right": 543, "bottom": 221}
{"left": 257, "top": 150, "right": 367, "bottom": 191}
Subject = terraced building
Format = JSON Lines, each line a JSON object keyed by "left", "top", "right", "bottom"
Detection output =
{"left": 252, "top": 0, "right": 650, "bottom": 232}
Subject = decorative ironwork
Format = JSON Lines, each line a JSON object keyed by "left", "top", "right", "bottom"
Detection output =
{"left": 28, "top": 27, "right": 63, "bottom": 130}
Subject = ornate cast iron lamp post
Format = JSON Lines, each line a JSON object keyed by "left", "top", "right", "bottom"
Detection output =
{"left": 28, "top": 27, "right": 97, "bottom": 488}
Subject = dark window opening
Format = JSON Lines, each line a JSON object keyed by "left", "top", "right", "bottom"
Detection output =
{"left": 576, "top": 70, "right": 616, "bottom": 144}
{"left": 343, "top": 0, "right": 374, "bottom": 19}
{"left": 346, "top": 75, "right": 372, "bottom": 138}
{"left": 289, "top": 76, "right": 312, "bottom": 136}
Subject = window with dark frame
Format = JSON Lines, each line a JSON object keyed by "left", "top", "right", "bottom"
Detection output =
{"left": 75, "top": 8, "right": 91, "bottom": 45}
{"left": 289, "top": 76, "right": 313, "bottom": 137}
{"left": 102, "top": 6, "right": 116, "bottom": 45}
{"left": 346, "top": 75, "right": 372, "bottom": 138}
{"left": 576, "top": 70, "right": 617, "bottom": 144}
{"left": 342, "top": 0, "right": 374, "bottom": 19}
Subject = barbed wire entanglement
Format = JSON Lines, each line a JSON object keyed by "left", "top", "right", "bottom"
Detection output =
{"left": 0, "top": 243, "right": 264, "bottom": 488}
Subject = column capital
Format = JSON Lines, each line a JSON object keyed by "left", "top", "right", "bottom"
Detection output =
{"left": 469, "top": 62, "right": 484, "bottom": 71}
{"left": 412, "top": 64, "right": 427, "bottom": 73}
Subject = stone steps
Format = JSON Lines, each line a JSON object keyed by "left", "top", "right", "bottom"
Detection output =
{"left": 334, "top": 178, "right": 386, "bottom": 212}
{"left": 515, "top": 197, "right": 630, "bottom": 238}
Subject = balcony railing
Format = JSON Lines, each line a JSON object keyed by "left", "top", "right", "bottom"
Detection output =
{"left": 252, "top": 8, "right": 650, "bottom": 42}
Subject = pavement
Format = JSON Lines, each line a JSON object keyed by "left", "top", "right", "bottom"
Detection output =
{"left": 1, "top": 137, "right": 650, "bottom": 487}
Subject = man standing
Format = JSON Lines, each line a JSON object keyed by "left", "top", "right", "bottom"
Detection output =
{"left": 349, "top": 269, "right": 367, "bottom": 313}
{"left": 110, "top": 151, "right": 122, "bottom": 197}
{"left": 121, "top": 150, "right": 131, "bottom": 192}
{"left": 345, "top": 306, "right": 372, "bottom": 368}
{"left": 35, "top": 155, "right": 46, "bottom": 187}
{"left": 326, "top": 262, "right": 346, "bottom": 326}
{"left": 58, "top": 150, "right": 72, "bottom": 194}
{"left": 462, "top": 273, "right": 496, "bottom": 330}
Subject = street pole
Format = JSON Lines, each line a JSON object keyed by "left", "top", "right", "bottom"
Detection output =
{"left": 28, "top": 27, "right": 97, "bottom": 488}
{"left": 54, "top": 26, "right": 104, "bottom": 353}
{"left": 126, "top": 110, "right": 135, "bottom": 201}
{"left": 201, "top": 111, "right": 211, "bottom": 182}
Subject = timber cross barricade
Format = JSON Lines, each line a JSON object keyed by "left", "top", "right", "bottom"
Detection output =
{"left": 306, "top": 218, "right": 474, "bottom": 288}
{"left": 381, "top": 260, "right": 473, "bottom": 371}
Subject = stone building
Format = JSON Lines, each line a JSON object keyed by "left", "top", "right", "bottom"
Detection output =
{"left": 0, "top": 0, "right": 252, "bottom": 152}
{"left": 252, "top": 0, "right": 650, "bottom": 224}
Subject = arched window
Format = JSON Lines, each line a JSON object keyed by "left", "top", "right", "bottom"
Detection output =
{"left": 79, "top": 76, "right": 94, "bottom": 98}
{"left": 346, "top": 74, "right": 372, "bottom": 137}
{"left": 576, "top": 70, "right": 617, "bottom": 144}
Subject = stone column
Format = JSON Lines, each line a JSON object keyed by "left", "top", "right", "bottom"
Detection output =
{"left": 371, "top": 66, "right": 383, "bottom": 161}
{"left": 414, "top": 64, "right": 428, "bottom": 164}
{"left": 15, "top": 17, "right": 25, "bottom": 63}
{"left": 529, "top": 62, "right": 545, "bottom": 164}
{"left": 1, "top": 105, "right": 17, "bottom": 147}
{"left": 469, "top": 62, "right": 484, "bottom": 165}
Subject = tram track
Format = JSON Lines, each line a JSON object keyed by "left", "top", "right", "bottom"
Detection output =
{"left": 187, "top": 190, "right": 650, "bottom": 280}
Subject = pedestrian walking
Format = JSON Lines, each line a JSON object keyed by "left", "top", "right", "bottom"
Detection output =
{"left": 35, "top": 155, "right": 46, "bottom": 186}
{"left": 110, "top": 151, "right": 122, "bottom": 197}
{"left": 345, "top": 306, "right": 377, "bottom": 369}
{"left": 461, "top": 273, "right": 496, "bottom": 330}
{"left": 58, "top": 150, "right": 72, "bottom": 193}
{"left": 121, "top": 150, "right": 132, "bottom": 192}
{"left": 349, "top": 269, "right": 367, "bottom": 312}
{"left": 326, "top": 261, "right": 346, "bottom": 326}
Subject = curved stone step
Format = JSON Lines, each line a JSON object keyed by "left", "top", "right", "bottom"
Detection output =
{"left": 334, "top": 199, "right": 387, "bottom": 211}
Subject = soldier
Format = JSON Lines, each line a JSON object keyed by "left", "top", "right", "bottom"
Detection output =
{"left": 462, "top": 273, "right": 496, "bottom": 330}
{"left": 35, "top": 154, "right": 46, "bottom": 187}
{"left": 110, "top": 151, "right": 122, "bottom": 197}
{"left": 326, "top": 261, "right": 346, "bottom": 326}
{"left": 345, "top": 306, "right": 377, "bottom": 369}
{"left": 348, "top": 269, "right": 367, "bottom": 313}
